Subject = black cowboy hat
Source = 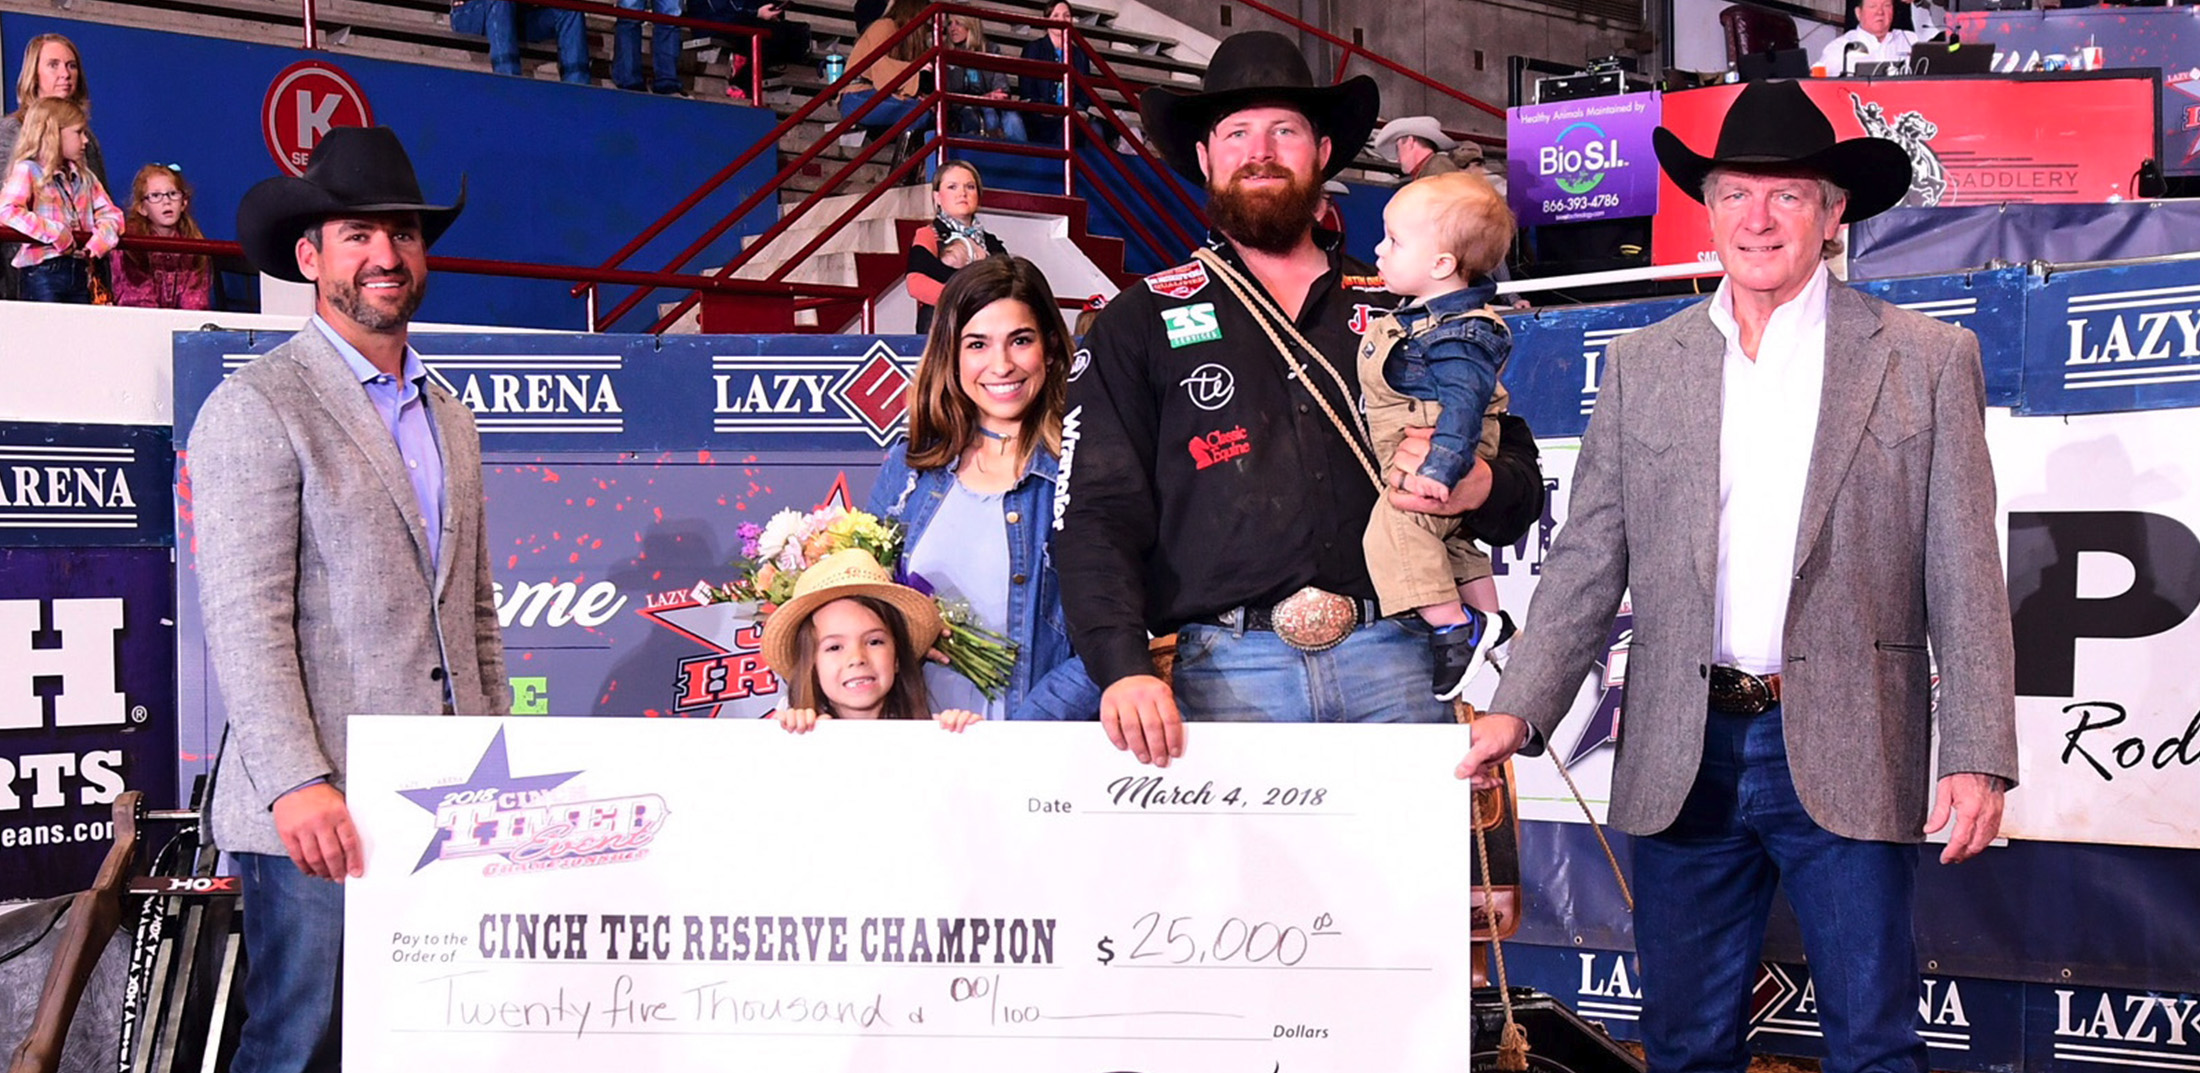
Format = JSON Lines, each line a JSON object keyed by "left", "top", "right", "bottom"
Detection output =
{"left": 1652, "top": 79, "right": 1911, "bottom": 223}
{"left": 236, "top": 126, "right": 465, "bottom": 284}
{"left": 1139, "top": 31, "right": 1380, "bottom": 183}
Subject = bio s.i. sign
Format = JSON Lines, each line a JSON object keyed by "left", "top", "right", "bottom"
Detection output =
{"left": 1506, "top": 91, "right": 1662, "bottom": 226}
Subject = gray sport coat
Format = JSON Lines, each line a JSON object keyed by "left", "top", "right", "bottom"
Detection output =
{"left": 1490, "top": 280, "right": 2018, "bottom": 843}
{"left": 193, "top": 324, "right": 508, "bottom": 858}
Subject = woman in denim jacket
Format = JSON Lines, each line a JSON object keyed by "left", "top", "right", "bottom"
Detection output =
{"left": 866, "top": 256, "right": 1101, "bottom": 721}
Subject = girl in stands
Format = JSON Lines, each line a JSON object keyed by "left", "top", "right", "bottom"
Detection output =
{"left": 868, "top": 256, "right": 1101, "bottom": 722}
{"left": 0, "top": 97, "right": 122, "bottom": 304}
{"left": 110, "top": 164, "right": 213, "bottom": 310}
{"left": 762, "top": 548, "right": 984, "bottom": 732}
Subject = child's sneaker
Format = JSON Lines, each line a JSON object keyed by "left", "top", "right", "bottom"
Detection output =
{"left": 1431, "top": 607, "right": 1501, "bottom": 701}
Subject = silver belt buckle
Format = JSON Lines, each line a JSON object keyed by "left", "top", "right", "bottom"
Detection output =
{"left": 1270, "top": 586, "right": 1357, "bottom": 652}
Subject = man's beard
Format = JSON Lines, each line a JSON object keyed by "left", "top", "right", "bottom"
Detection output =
{"left": 323, "top": 267, "right": 425, "bottom": 330}
{"left": 1207, "top": 163, "right": 1322, "bottom": 254}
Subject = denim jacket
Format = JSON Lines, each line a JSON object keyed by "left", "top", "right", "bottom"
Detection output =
{"left": 868, "top": 443, "right": 1102, "bottom": 720}
{"left": 1384, "top": 279, "right": 1510, "bottom": 488}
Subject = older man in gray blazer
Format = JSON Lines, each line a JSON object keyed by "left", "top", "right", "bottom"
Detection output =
{"left": 194, "top": 127, "right": 505, "bottom": 1073}
{"left": 1460, "top": 81, "right": 2016, "bottom": 1073}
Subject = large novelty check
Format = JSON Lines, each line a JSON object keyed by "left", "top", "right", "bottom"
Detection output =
{"left": 343, "top": 718, "right": 1478, "bottom": 1071}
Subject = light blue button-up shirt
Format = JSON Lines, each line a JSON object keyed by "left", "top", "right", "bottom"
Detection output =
{"left": 312, "top": 316, "right": 445, "bottom": 568}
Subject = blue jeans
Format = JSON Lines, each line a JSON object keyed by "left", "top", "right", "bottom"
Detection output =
{"left": 1170, "top": 617, "right": 1450, "bottom": 723}
{"left": 17, "top": 257, "right": 90, "bottom": 303}
{"left": 614, "top": 0, "right": 684, "bottom": 93}
{"left": 450, "top": 1, "right": 591, "bottom": 84}
{"left": 957, "top": 105, "right": 1028, "bottom": 141}
{"left": 232, "top": 852, "right": 345, "bottom": 1073}
{"left": 1632, "top": 708, "right": 1928, "bottom": 1073}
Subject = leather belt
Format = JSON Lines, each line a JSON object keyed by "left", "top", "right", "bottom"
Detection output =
{"left": 1708, "top": 665, "right": 1783, "bottom": 715}
{"left": 1211, "top": 586, "right": 1380, "bottom": 652}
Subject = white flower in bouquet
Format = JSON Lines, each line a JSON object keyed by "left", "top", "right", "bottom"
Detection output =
{"left": 755, "top": 509, "right": 808, "bottom": 570}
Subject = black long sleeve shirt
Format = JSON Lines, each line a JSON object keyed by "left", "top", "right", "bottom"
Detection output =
{"left": 1054, "top": 233, "right": 1546, "bottom": 690}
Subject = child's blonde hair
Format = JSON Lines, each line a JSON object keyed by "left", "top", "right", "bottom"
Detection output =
{"left": 1404, "top": 171, "right": 1516, "bottom": 280}
{"left": 6, "top": 96, "right": 88, "bottom": 176}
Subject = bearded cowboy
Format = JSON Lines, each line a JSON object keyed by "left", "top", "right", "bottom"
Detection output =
{"left": 1054, "top": 30, "right": 1545, "bottom": 763}
{"left": 1461, "top": 80, "right": 2017, "bottom": 1073}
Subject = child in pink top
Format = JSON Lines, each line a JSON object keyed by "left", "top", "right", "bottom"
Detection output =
{"left": 0, "top": 97, "right": 121, "bottom": 303}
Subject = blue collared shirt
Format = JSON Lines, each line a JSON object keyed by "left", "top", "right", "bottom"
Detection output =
{"left": 312, "top": 316, "right": 445, "bottom": 568}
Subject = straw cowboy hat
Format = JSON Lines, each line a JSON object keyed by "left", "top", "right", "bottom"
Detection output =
{"left": 235, "top": 126, "right": 466, "bottom": 283}
{"left": 759, "top": 548, "right": 945, "bottom": 684}
{"left": 1371, "top": 115, "right": 1457, "bottom": 162}
{"left": 1652, "top": 79, "right": 1911, "bottom": 223}
{"left": 1139, "top": 30, "right": 1380, "bottom": 182}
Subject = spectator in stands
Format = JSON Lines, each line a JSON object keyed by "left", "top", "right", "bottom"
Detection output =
{"left": 1018, "top": 0, "right": 1092, "bottom": 147}
{"left": 1, "top": 97, "right": 122, "bottom": 304}
{"left": 450, "top": 0, "right": 593, "bottom": 86}
{"left": 946, "top": 14, "right": 1025, "bottom": 141}
{"left": 2, "top": 33, "right": 108, "bottom": 300}
{"left": 110, "top": 164, "right": 213, "bottom": 310}
{"left": 868, "top": 255, "right": 1101, "bottom": 722}
{"left": 1315, "top": 178, "right": 1346, "bottom": 235}
{"left": 843, "top": 0, "right": 934, "bottom": 148}
{"left": 1818, "top": 0, "right": 1918, "bottom": 74}
{"left": 612, "top": 0, "right": 683, "bottom": 94}
{"left": 698, "top": 0, "right": 814, "bottom": 102}
{"left": 1373, "top": 116, "right": 1460, "bottom": 183}
{"left": 906, "top": 160, "right": 1008, "bottom": 334}
{"left": 1073, "top": 292, "right": 1106, "bottom": 339}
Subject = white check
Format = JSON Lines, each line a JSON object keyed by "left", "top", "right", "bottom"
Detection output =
{"left": 344, "top": 718, "right": 1478, "bottom": 1071}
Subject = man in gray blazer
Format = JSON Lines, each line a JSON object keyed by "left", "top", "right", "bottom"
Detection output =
{"left": 195, "top": 127, "right": 506, "bottom": 1073}
{"left": 1459, "top": 81, "right": 2016, "bottom": 1073}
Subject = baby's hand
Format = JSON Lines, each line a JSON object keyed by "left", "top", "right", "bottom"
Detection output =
{"left": 774, "top": 707, "right": 832, "bottom": 734}
{"left": 935, "top": 709, "right": 985, "bottom": 732}
{"left": 1401, "top": 471, "right": 1452, "bottom": 501}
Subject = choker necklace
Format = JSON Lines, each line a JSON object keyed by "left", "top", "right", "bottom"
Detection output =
{"left": 977, "top": 427, "right": 1013, "bottom": 442}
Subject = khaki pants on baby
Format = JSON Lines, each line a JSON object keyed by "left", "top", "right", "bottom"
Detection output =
{"left": 1359, "top": 316, "right": 1507, "bottom": 618}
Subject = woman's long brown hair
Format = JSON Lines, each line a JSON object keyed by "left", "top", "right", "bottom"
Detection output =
{"left": 904, "top": 255, "right": 1072, "bottom": 472}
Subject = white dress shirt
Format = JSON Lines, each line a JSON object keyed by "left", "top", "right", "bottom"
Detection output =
{"left": 1817, "top": 27, "right": 1919, "bottom": 74}
{"left": 1707, "top": 264, "right": 1831, "bottom": 674}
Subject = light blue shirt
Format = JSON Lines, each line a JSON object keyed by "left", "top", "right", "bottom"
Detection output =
{"left": 312, "top": 316, "right": 445, "bottom": 568}
{"left": 905, "top": 473, "right": 1012, "bottom": 720}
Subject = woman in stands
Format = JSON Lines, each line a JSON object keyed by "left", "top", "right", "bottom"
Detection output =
{"left": 905, "top": 160, "right": 1008, "bottom": 334}
{"left": 945, "top": 15, "right": 1025, "bottom": 142}
{"left": 1017, "top": 1, "right": 1091, "bottom": 147}
{"left": 1, "top": 34, "right": 107, "bottom": 300}
{"left": 841, "top": 0, "right": 932, "bottom": 146}
{"left": 111, "top": 165, "right": 213, "bottom": 310}
{"left": 867, "top": 256, "right": 1099, "bottom": 722}
{"left": 696, "top": 0, "right": 814, "bottom": 102}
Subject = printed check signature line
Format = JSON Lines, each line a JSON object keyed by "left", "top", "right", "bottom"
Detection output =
{"left": 391, "top": 1028, "right": 1272, "bottom": 1041}
{"left": 1037, "top": 1011, "right": 1245, "bottom": 1020}
{"left": 1082, "top": 811, "right": 1358, "bottom": 817}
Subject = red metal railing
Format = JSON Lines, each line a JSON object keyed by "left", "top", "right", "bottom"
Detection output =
{"left": 579, "top": 1, "right": 1207, "bottom": 335}
{"left": 292, "top": 0, "right": 771, "bottom": 100}
{"left": 1, "top": 229, "right": 869, "bottom": 326}
{"left": 1232, "top": 0, "right": 1508, "bottom": 147}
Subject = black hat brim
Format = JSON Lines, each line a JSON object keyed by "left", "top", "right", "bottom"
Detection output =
{"left": 1139, "top": 76, "right": 1381, "bottom": 184}
{"left": 1653, "top": 125, "right": 1912, "bottom": 224}
{"left": 236, "top": 174, "right": 466, "bottom": 284}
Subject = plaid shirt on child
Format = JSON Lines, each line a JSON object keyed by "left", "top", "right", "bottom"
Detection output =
{"left": 0, "top": 159, "right": 123, "bottom": 268}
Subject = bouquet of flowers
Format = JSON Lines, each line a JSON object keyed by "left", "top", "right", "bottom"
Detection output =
{"left": 714, "top": 504, "right": 1020, "bottom": 699}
